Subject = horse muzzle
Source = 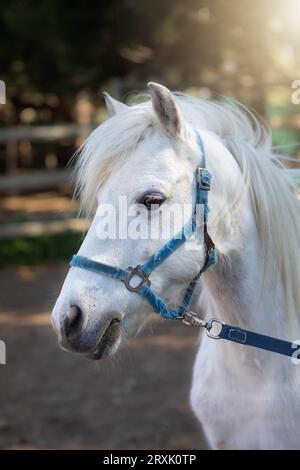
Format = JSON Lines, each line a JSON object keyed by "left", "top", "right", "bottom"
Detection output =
{"left": 53, "top": 305, "right": 122, "bottom": 360}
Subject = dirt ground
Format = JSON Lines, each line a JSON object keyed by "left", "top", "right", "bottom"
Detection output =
{"left": 0, "top": 264, "right": 207, "bottom": 450}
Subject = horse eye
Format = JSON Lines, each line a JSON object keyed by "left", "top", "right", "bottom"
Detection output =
{"left": 140, "top": 192, "right": 166, "bottom": 210}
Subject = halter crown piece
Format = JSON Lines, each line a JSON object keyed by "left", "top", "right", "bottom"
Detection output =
{"left": 70, "top": 131, "right": 300, "bottom": 358}
{"left": 70, "top": 133, "right": 217, "bottom": 323}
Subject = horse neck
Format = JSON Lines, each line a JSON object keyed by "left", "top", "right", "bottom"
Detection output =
{"left": 200, "top": 200, "right": 289, "bottom": 339}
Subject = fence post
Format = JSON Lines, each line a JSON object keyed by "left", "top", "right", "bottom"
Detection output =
{"left": 6, "top": 140, "right": 18, "bottom": 194}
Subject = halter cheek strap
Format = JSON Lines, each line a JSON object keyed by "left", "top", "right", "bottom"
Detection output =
{"left": 70, "top": 133, "right": 217, "bottom": 320}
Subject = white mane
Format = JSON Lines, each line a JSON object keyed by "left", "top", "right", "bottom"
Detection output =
{"left": 74, "top": 94, "right": 300, "bottom": 324}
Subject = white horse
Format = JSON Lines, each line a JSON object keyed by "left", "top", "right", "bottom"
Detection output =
{"left": 52, "top": 82, "right": 300, "bottom": 449}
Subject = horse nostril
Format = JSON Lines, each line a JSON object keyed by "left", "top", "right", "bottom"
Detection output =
{"left": 61, "top": 305, "right": 83, "bottom": 339}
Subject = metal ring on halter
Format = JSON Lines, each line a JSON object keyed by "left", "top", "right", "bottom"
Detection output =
{"left": 205, "top": 318, "right": 225, "bottom": 339}
{"left": 123, "top": 265, "right": 151, "bottom": 292}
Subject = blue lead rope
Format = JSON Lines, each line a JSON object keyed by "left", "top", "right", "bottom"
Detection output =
{"left": 70, "top": 132, "right": 297, "bottom": 359}
{"left": 215, "top": 322, "right": 299, "bottom": 358}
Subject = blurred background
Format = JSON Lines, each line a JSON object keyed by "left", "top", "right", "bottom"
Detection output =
{"left": 0, "top": 0, "right": 299, "bottom": 449}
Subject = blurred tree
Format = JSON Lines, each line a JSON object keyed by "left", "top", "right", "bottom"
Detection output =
{"left": 0, "top": 0, "right": 299, "bottom": 122}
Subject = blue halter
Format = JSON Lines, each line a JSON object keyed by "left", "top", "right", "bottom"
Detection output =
{"left": 70, "top": 133, "right": 217, "bottom": 321}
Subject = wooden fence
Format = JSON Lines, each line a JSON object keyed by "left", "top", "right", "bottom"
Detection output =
{"left": 0, "top": 124, "right": 92, "bottom": 238}
{"left": 0, "top": 124, "right": 92, "bottom": 194}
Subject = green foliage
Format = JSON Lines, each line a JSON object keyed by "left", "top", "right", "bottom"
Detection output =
{"left": 1, "top": 0, "right": 197, "bottom": 96}
{"left": 272, "top": 128, "right": 300, "bottom": 156}
{"left": 0, "top": 231, "right": 83, "bottom": 267}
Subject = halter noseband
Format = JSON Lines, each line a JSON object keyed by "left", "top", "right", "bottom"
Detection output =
{"left": 70, "top": 133, "right": 217, "bottom": 321}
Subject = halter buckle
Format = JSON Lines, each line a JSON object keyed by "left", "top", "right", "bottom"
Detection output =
{"left": 196, "top": 167, "right": 211, "bottom": 190}
{"left": 123, "top": 265, "right": 151, "bottom": 292}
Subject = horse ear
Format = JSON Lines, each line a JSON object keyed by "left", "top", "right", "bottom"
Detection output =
{"left": 148, "top": 82, "right": 184, "bottom": 139}
{"left": 102, "top": 92, "right": 129, "bottom": 116}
